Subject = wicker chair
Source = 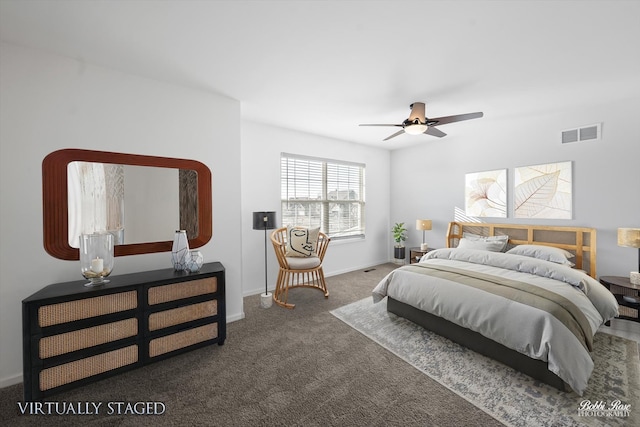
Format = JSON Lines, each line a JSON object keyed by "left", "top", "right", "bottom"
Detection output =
{"left": 270, "top": 227, "right": 330, "bottom": 309}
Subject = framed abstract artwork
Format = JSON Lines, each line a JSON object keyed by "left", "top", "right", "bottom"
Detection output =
{"left": 514, "top": 161, "right": 572, "bottom": 219}
{"left": 464, "top": 169, "right": 507, "bottom": 218}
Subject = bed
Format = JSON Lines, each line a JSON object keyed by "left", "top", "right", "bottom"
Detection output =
{"left": 372, "top": 222, "right": 619, "bottom": 395}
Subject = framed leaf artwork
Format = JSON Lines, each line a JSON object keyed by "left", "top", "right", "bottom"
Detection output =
{"left": 464, "top": 169, "right": 507, "bottom": 217}
{"left": 514, "top": 161, "right": 572, "bottom": 219}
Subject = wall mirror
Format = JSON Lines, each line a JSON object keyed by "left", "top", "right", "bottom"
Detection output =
{"left": 43, "top": 149, "right": 212, "bottom": 260}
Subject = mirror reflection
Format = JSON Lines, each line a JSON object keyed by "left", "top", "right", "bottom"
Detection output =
{"left": 43, "top": 148, "right": 211, "bottom": 260}
{"left": 67, "top": 162, "right": 198, "bottom": 248}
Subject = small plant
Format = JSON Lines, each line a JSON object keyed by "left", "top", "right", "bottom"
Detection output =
{"left": 392, "top": 222, "right": 407, "bottom": 247}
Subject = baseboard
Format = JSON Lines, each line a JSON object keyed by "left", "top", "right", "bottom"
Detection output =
{"left": 243, "top": 288, "right": 274, "bottom": 297}
{"left": 324, "top": 260, "right": 391, "bottom": 278}
{"left": 1, "top": 373, "right": 22, "bottom": 388}
{"left": 242, "top": 259, "right": 391, "bottom": 297}
{"left": 227, "top": 311, "right": 245, "bottom": 323}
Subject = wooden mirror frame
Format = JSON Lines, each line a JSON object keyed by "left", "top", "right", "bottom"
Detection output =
{"left": 43, "top": 149, "right": 212, "bottom": 260}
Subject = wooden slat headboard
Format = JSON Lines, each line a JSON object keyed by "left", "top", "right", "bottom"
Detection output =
{"left": 446, "top": 222, "right": 597, "bottom": 278}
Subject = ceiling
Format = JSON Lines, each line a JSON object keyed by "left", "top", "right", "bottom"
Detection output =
{"left": 1, "top": 0, "right": 639, "bottom": 149}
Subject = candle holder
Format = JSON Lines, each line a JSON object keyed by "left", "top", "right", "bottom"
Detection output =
{"left": 79, "top": 233, "right": 114, "bottom": 287}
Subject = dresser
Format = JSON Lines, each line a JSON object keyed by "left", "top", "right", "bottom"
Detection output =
{"left": 22, "top": 262, "right": 225, "bottom": 401}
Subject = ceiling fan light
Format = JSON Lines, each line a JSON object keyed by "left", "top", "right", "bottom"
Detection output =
{"left": 404, "top": 124, "right": 428, "bottom": 135}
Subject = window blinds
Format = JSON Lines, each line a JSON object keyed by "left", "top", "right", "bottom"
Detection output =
{"left": 280, "top": 153, "right": 365, "bottom": 239}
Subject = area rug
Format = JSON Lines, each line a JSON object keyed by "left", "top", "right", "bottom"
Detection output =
{"left": 331, "top": 297, "right": 640, "bottom": 427}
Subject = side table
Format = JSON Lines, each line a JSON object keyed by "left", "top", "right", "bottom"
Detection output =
{"left": 409, "top": 247, "right": 436, "bottom": 264}
{"left": 599, "top": 275, "right": 639, "bottom": 324}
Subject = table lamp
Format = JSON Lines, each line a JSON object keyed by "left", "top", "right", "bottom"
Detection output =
{"left": 618, "top": 228, "right": 640, "bottom": 285}
{"left": 416, "top": 219, "right": 432, "bottom": 251}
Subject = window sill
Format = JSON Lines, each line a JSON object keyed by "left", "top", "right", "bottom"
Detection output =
{"left": 329, "top": 235, "right": 365, "bottom": 245}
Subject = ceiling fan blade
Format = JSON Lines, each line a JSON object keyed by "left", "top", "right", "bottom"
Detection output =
{"left": 359, "top": 124, "right": 404, "bottom": 127}
{"left": 383, "top": 129, "right": 406, "bottom": 141}
{"left": 429, "top": 112, "right": 483, "bottom": 126}
{"left": 425, "top": 127, "right": 446, "bottom": 138}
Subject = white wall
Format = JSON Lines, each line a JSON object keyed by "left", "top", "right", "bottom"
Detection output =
{"left": 0, "top": 42, "right": 242, "bottom": 387}
{"left": 390, "top": 97, "right": 640, "bottom": 277}
{"left": 240, "top": 121, "right": 391, "bottom": 296}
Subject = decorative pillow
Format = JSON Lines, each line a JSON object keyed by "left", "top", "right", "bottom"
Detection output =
{"left": 285, "top": 226, "right": 320, "bottom": 257}
{"left": 457, "top": 237, "right": 507, "bottom": 252}
{"left": 506, "top": 244, "right": 575, "bottom": 266}
{"left": 460, "top": 232, "right": 509, "bottom": 252}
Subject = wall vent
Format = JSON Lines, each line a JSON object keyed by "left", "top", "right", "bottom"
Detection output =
{"left": 561, "top": 123, "right": 601, "bottom": 144}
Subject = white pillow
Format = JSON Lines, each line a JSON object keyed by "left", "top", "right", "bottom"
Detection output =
{"left": 460, "top": 232, "right": 509, "bottom": 252}
{"left": 457, "top": 237, "right": 507, "bottom": 252}
{"left": 285, "top": 226, "right": 320, "bottom": 257}
{"left": 506, "top": 244, "right": 575, "bottom": 266}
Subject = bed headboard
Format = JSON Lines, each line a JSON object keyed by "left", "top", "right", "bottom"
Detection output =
{"left": 446, "top": 222, "right": 597, "bottom": 278}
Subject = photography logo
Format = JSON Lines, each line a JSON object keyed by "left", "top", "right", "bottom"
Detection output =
{"left": 578, "top": 400, "right": 631, "bottom": 418}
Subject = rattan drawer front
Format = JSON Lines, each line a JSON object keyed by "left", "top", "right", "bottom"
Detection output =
{"left": 39, "top": 345, "right": 138, "bottom": 391}
{"left": 39, "top": 318, "right": 138, "bottom": 359}
{"left": 148, "top": 300, "right": 217, "bottom": 331}
{"left": 38, "top": 291, "right": 138, "bottom": 327}
{"left": 619, "top": 305, "right": 639, "bottom": 319}
{"left": 148, "top": 277, "right": 217, "bottom": 305}
{"left": 149, "top": 323, "right": 218, "bottom": 357}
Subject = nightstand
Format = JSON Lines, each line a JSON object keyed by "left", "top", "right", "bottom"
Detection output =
{"left": 409, "top": 247, "right": 435, "bottom": 264}
{"left": 599, "top": 276, "right": 639, "bottom": 324}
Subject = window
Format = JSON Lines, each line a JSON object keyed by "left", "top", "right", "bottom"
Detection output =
{"left": 280, "top": 153, "right": 365, "bottom": 239}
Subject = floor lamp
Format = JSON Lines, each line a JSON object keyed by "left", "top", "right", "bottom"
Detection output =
{"left": 253, "top": 211, "right": 277, "bottom": 308}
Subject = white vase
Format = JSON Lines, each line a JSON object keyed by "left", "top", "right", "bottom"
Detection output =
{"left": 171, "top": 230, "right": 190, "bottom": 271}
{"left": 186, "top": 250, "right": 204, "bottom": 273}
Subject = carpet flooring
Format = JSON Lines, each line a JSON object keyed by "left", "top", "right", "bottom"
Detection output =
{"left": 331, "top": 297, "right": 640, "bottom": 427}
{"left": 3, "top": 262, "right": 621, "bottom": 426}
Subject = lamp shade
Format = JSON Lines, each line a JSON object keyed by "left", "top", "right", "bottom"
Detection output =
{"left": 416, "top": 219, "right": 432, "bottom": 231}
{"left": 252, "top": 212, "right": 277, "bottom": 230}
{"left": 618, "top": 228, "right": 640, "bottom": 248}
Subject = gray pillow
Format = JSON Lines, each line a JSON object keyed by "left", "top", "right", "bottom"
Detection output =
{"left": 506, "top": 244, "right": 575, "bottom": 266}
{"left": 457, "top": 237, "right": 507, "bottom": 252}
{"left": 461, "top": 232, "right": 509, "bottom": 252}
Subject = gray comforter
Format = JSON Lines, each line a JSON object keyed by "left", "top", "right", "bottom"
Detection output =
{"left": 372, "top": 248, "right": 619, "bottom": 395}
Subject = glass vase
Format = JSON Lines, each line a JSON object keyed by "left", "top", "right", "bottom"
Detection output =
{"left": 79, "top": 233, "right": 114, "bottom": 287}
{"left": 171, "top": 230, "right": 190, "bottom": 271}
{"left": 186, "top": 250, "right": 204, "bottom": 273}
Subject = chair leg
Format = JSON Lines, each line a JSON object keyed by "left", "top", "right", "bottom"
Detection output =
{"left": 317, "top": 268, "right": 329, "bottom": 298}
{"left": 273, "top": 268, "right": 295, "bottom": 309}
{"left": 272, "top": 267, "right": 329, "bottom": 309}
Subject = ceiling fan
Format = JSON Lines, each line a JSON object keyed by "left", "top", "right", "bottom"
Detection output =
{"left": 359, "top": 102, "right": 483, "bottom": 141}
